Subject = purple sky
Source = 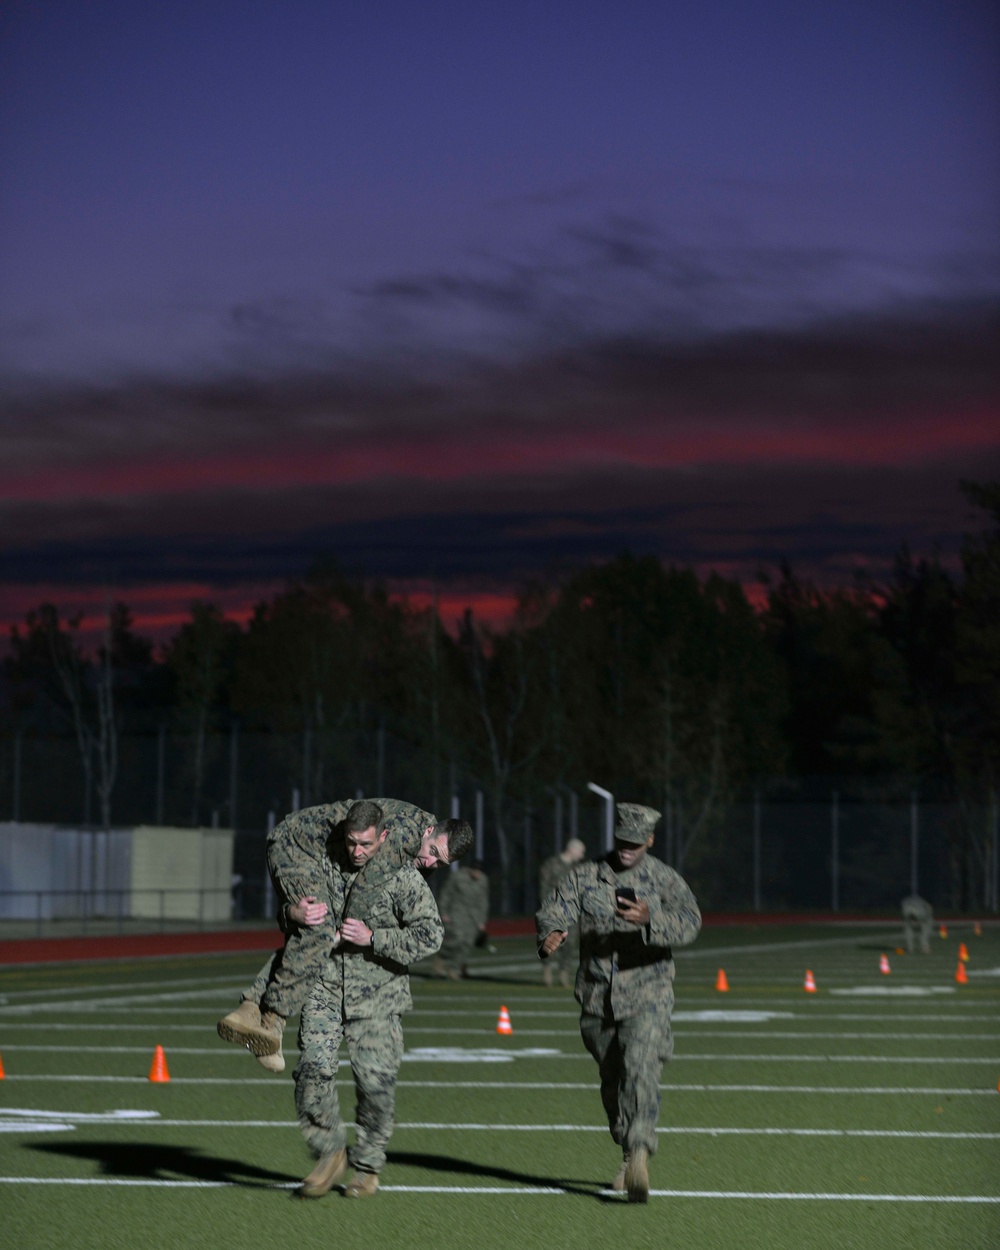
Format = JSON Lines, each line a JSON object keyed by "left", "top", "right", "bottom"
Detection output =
{"left": 1, "top": 0, "right": 998, "bottom": 640}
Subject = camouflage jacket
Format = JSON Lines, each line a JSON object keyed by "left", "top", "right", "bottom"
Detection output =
{"left": 535, "top": 853, "right": 701, "bottom": 1019}
{"left": 319, "top": 841, "right": 444, "bottom": 1019}
{"left": 266, "top": 798, "right": 436, "bottom": 929}
{"left": 439, "top": 867, "right": 489, "bottom": 941}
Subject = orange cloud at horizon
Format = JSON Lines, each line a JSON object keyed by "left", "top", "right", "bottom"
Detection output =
{"left": 0, "top": 578, "right": 524, "bottom": 654}
{"left": 3, "top": 405, "right": 996, "bottom": 505}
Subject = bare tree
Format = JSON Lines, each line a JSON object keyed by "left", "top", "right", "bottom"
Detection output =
{"left": 459, "top": 610, "right": 541, "bottom": 912}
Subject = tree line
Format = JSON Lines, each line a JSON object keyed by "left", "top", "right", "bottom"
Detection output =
{"left": 2, "top": 480, "right": 997, "bottom": 906}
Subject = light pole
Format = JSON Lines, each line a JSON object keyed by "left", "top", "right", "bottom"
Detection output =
{"left": 587, "top": 782, "right": 614, "bottom": 852}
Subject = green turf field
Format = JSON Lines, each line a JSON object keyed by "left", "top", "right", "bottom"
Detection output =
{"left": 1, "top": 922, "right": 997, "bottom": 1250}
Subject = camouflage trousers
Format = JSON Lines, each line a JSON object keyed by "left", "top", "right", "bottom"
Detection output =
{"left": 903, "top": 913, "right": 932, "bottom": 955}
{"left": 242, "top": 920, "right": 337, "bottom": 1019}
{"left": 439, "top": 925, "right": 478, "bottom": 974}
{"left": 294, "top": 984, "right": 404, "bottom": 1175}
{"left": 579, "top": 990, "right": 674, "bottom": 1156}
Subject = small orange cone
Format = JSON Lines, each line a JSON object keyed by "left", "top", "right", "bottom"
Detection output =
{"left": 955, "top": 961, "right": 968, "bottom": 986}
{"left": 148, "top": 1045, "right": 170, "bottom": 1082}
{"left": 958, "top": 943, "right": 969, "bottom": 963}
{"left": 895, "top": 947, "right": 905, "bottom": 956}
{"left": 715, "top": 969, "right": 729, "bottom": 992}
{"left": 0, "top": 1052, "right": 5, "bottom": 1079}
{"left": 803, "top": 969, "right": 817, "bottom": 993}
{"left": 939, "top": 925, "right": 948, "bottom": 939}
{"left": 974, "top": 923, "right": 982, "bottom": 937}
{"left": 495, "top": 1006, "right": 513, "bottom": 1036}
{"left": 879, "top": 953, "right": 891, "bottom": 975}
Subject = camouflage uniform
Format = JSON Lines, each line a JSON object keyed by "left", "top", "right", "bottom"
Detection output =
{"left": 539, "top": 852, "right": 582, "bottom": 982}
{"left": 901, "top": 894, "right": 933, "bottom": 954}
{"left": 295, "top": 836, "right": 443, "bottom": 1175}
{"left": 535, "top": 836, "right": 700, "bottom": 1159}
{"left": 244, "top": 798, "right": 436, "bottom": 1018}
{"left": 437, "top": 866, "right": 490, "bottom": 976}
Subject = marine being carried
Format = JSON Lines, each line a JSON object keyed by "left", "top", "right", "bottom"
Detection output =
{"left": 217, "top": 797, "right": 473, "bottom": 1071}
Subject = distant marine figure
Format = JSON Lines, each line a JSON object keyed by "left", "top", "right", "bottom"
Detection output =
{"left": 538, "top": 838, "right": 587, "bottom": 986}
{"left": 901, "top": 894, "right": 933, "bottom": 954}
{"left": 434, "top": 861, "right": 490, "bottom": 979}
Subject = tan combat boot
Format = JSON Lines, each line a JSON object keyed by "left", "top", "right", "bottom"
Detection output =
{"left": 611, "top": 1150, "right": 629, "bottom": 1192}
{"left": 298, "top": 1148, "right": 347, "bottom": 1198}
{"left": 216, "top": 999, "right": 283, "bottom": 1056}
{"left": 255, "top": 1011, "right": 286, "bottom": 1071}
{"left": 624, "top": 1146, "right": 649, "bottom": 1203}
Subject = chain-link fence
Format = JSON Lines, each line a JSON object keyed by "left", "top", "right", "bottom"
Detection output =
{"left": 1, "top": 729, "right": 997, "bottom": 919}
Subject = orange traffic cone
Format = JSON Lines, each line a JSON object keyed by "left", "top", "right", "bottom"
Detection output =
{"left": 974, "top": 923, "right": 982, "bottom": 937}
{"left": 879, "top": 953, "right": 891, "bottom": 975}
{"left": 148, "top": 1045, "right": 170, "bottom": 1082}
{"left": 0, "top": 1051, "right": 5, "bottom": 1080}
{"left": 803, "top": 969, "right": 817, "bottom": 993}
{"left": 959, "top": 943, "right": 969, "bottom": 963}
{"left": 715, "top": 969, "right": 729, "bottom": 992}
{"left": 495, "top": 1006, "right": 513, "bottom": 1036}
{"left": 939, "top": 925, "right": 948, "bottom": 939}
{"left": 955, "top": 961, "right": 968, "bottom": 986}
{"left": 895, "top": 947, "right": 905, "bottom": 956}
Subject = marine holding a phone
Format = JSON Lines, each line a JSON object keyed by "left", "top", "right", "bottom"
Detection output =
{"left": 535, "top": 802, "right": 701, "bottom": 1203}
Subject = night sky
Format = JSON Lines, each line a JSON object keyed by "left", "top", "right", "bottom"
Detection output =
{"left": 2, "top": 0, "right": 998, "bottom": 641}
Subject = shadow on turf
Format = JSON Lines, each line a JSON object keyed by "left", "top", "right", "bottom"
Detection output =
{"left": 388, "top": 1149, "right": 622, "bottom": 1201}
{"left": 30, "top": 1141, "right": 297, "bottom": 1188}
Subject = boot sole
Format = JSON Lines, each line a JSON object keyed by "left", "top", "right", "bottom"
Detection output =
{"left": 216, "top": 1019, "right": 281, "bottom": 1056}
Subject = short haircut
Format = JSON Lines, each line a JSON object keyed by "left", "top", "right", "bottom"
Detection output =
{"left": 436, "top": 818, "right": 474, "bottom": 862}
{"left": 345, "top": 800, "right": 385, "bottom": 835}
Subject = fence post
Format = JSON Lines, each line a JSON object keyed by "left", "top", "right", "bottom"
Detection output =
{"left": 910, "top": 790, "right": 919, "bottom": 897}
{"left": 12, "top": 728, "right": 22, "bottom": 822}
{"left": 475, "top": 790, "right": 484, "bottom": 861}
{"left": 155, "top": 724, "right": 166, "bottom": 825}
{"left": 523, "top": 805, "right": 533, "bottom": 913}
{"left": 302, "top": 722, "right": 311, "bottom": 809}
{"left": 831, "top": 790, "right": 840, "bottom": 913}
{"left": 265, "top": 810, "right": 276, "bottom": 920}
{"left": 992, "top": 792, "right": 999, "bottom": 914}
{"left": 229, "top": 721, "right": 239, "bottom": 833}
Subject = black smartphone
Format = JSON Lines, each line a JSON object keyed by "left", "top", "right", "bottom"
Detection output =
{"left": 615, "top": 887, "right": 637, "bottom": 908}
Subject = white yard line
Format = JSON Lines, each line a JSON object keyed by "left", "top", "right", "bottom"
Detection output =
{"left": 2, "top": 1044, "right": 997, "bottom": 1063}
{"left": 5, "top": 1116, "right": 989, "bottom": 1139}
{"left": 1, "top": 1045, "right": 990, "bottom": 1065}
{"left": 3, "top": 1022, "right": 998, "bottom": 1039}
{"left": 2, "top": 1075, "right": 995, "bottom": 1094}
{"left": 0, "top": 1177, "right": 995, "bottom": 1201}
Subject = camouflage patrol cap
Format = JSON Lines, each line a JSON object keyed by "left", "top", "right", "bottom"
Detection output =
{"left": 613, "top": 802, "right": 661, "bottom": 844}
